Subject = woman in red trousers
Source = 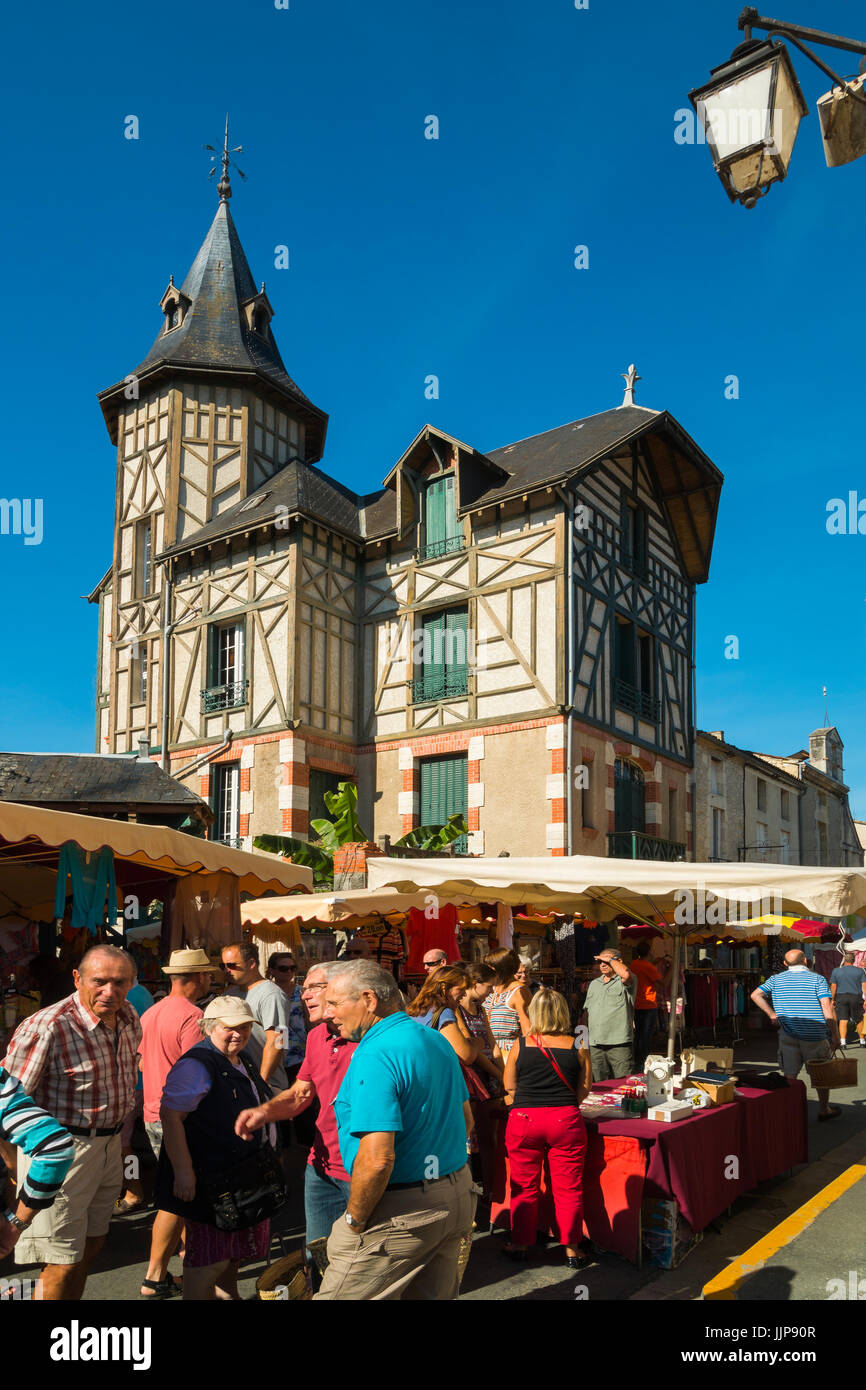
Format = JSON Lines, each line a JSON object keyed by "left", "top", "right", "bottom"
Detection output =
{"left": 502, "top": 987, "right": 592, "bottom": 1270}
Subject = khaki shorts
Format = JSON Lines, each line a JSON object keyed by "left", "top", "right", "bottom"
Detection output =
{"left": 779, "top": 1033, "right": 832, "bottom": 1080}
{"left": 16, "top": 1133, "right": 122, "bottom": 1267}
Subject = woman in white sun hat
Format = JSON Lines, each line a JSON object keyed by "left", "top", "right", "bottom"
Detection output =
{"left": 153, "top": 995, "right": 285, "bottom": 1300}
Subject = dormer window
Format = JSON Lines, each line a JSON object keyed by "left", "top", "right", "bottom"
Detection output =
{"left": 242, "top": 284, "right": 274, "bottom": 339}
{"left": 159, "top": 276, "right": 190, "bottom": 336}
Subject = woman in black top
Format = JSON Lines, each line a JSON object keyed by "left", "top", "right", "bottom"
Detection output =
{"left": 502, "top": 987, "right": 591, "bottom": 1269}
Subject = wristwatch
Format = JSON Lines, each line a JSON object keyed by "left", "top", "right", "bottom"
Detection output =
{"left": 3, "top": 1209, "right": 28, "bottom": 1233}
{"left": 344, "top": 1211, "right": 364, "bottom": 1232}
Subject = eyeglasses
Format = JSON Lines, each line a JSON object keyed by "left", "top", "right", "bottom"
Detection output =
{"left": 223, "top": 962, "right": 245, "bottom": 971}
{"left": 302, "top": 982, "right": 327, "bottom": 993}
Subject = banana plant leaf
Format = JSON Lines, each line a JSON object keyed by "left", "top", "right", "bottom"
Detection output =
{"left": 319, "top": 782, "right": 368, "bottom": 846}
{"left": 253, "top": 835, "right": 334, "bottom": 887}
{"left": 392, "top": 813, "right": 468, "bottom": 851}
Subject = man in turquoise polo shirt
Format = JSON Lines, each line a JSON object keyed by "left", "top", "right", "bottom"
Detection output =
{"left": 314, "top": 960, "right": 475, "bottom": 1300}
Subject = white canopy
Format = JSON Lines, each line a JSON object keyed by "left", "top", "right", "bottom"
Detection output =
{"left": 242, "top": 886, "right": 456, "bottom": 928}
{"left": 366, "top": 854, "right": 866, "bottom": 923}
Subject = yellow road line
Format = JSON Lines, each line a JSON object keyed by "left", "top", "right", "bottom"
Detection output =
{"left": 702, "top": 1161, "right": 866, "bottom": 1300}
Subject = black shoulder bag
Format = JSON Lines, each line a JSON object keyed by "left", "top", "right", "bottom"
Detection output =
{"left": 199, "top": 1060, "right": 288, "bottom": 1232}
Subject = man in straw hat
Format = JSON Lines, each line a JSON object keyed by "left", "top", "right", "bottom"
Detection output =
{"left": 137, "top": 948, "right": 212, "bottom": 1299}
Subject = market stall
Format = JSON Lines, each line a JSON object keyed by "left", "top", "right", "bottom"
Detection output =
{"left": 0, "top": 800, "right": 312, "bottom": 1020}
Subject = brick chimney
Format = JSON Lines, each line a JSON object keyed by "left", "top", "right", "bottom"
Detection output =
{"left": 332, "top": 841, "right": 386, "bottom": 891}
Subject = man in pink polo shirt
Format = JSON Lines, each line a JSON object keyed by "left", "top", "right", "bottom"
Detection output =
{"left": 235, "top": 960, "right": 356, "bottom": 1242}
{"left": 137, "top": 947, "right": 212, "bottom": 1299}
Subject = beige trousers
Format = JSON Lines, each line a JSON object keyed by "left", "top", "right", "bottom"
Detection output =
{"left": 314, "top": 1164, "right": 476, "bottom": 1301}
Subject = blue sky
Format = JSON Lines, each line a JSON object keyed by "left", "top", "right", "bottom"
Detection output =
{"left": 2, "top": 0, "right": 864, "bottom": 813}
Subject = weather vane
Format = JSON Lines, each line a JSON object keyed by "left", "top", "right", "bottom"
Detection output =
{"left": 204, "top": 115, "right": 246, "bottom": 201}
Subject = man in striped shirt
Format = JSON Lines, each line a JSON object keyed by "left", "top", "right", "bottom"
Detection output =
{"left": 751, "top": 949, "right": 841, "bottom": 1120}
{"left": 2, "top": 945, "right": 141, "bottom": 1298}
{"left": 0, "top": 1067, "right": 75, "bottom": 1260}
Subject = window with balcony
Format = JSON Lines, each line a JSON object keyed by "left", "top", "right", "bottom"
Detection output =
{"left": 213, "top": 762, "right": 241, "bottom": 847}
{"left": 202, "top": 622, "right": 248, "bottom": 713}
{"left": 613, "top": 618, "right": 659, "bottom": 723}
{"left": 412, "top": 608, "right": 468, "bottom": 703}
{"left": 417, "top": 473, "right": 463, "bottom": 561}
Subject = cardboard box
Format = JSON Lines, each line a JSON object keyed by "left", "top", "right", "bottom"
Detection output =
{"left": 682, "top": 1047, "right": 733, "bottom": 1073}
{"left": 641, "top": 1198, "right": 702, "bottom": 1269}
{"left": 685, "top": 1071, "right": 736, "bottom": 1106}
{"left": 647, "top": 1100, "right": 693, "bottom": 1122}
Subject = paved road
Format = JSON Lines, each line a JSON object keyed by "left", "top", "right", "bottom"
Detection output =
{"left": 2, "top": 1030, "right": 864, "bottom": 1302}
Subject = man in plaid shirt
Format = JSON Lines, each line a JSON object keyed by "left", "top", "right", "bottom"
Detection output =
{"left": 2, "top": 944, "right": 141, "bottom": 1299}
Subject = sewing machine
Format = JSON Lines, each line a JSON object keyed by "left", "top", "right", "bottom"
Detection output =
{"left": 644, "top": 1055, "right": 677, "bottom": 1107}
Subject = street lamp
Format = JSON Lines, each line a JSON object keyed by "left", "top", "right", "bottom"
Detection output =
{"left": 689, "top": 7, "right": 866, "bottom": 207}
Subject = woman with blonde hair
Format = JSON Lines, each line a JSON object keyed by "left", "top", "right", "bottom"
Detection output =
{"left": 406, "top": 965, "right": 481, "bottom": 1066}
{"left": 483, "top": 948, "right": 532, "bottom": 1056}
{"left": 502, "top": 987, "right": 592, "bottom": 1269}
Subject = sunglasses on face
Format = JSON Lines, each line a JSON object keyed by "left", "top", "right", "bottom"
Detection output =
{"left": 223, "top": 962, "right": 245, "bottom": 970}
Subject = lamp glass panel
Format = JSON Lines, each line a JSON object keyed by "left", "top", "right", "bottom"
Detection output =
{"left": 698, "top": 65, "right": 774, "bottom": 162}
{"left": 772, "top": 61, "right": 804, "bottom": 167}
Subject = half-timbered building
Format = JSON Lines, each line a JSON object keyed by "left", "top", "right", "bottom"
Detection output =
{"left": 90, "top": 180, "right": 723, "bottom": 859}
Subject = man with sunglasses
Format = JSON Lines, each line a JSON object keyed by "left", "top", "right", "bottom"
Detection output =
{"left": 235, "top": 961, "right": 357, "bottom": 1243}
{"left": 221, "top": 942, "right": 292, "bottom": 1099}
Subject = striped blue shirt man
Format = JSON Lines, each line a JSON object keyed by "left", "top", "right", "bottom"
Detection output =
{"left": 0, "top": 1065, "right": 75, "bottom": 1208}
{"left": 758, "top": 965, "right": 832, "bottom": 1039}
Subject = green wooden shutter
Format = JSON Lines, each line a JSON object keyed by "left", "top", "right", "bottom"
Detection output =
{"left": 420, "top": 755, "right": 468, "bottom": 851}
{"left": 421, "top": 611, "right": 446, "bottom": 700}
{"left": 443, "top": 474, "right": 460, "bottom": 542}
{"left": 425, "top": 478, "right": 446, "bottom": 548}
{"left": 445, "top": 609, "right": 468, "bottom": 695}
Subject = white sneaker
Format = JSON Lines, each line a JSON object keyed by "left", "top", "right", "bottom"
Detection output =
{"left": 840, "top": 1039, "right": 847, "bottom": 1048}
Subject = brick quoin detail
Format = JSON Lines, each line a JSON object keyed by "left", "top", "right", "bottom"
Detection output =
{"left": 550, "top": 798, "right": 566, "bottom": 823}
{"left": 551, "top": 747, "right": 566, "bottom": 775}
{"left": 240, "top": 768, "right": 251, "bottom": 793}
{"left": 467, "top": 761, "right": 481, "bottom": 785}
{"left": 239, "top": 814, "right": 250, "bottom": 837}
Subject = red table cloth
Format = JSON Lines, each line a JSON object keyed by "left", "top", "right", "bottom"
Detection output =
{"left": 490, "top": 1080, "right": 808, "bottom": 1263}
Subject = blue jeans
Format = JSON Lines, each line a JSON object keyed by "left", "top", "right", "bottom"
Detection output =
{"left": 304, "top": 1164, "right": 351, "bottom": 1244}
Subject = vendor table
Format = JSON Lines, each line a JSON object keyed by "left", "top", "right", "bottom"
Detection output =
{"left": 490, "top": 1079, "right": 808, "bottom": 1263}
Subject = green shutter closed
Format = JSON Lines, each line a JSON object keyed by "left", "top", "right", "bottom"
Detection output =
{"left": 420, "top": 755, "right": 468, "bottom": 852}
{"left": 418, "top": 608, "right": 468, "bottom": 701}
{"left": 423, "top": 474, "right": 461, "bottom": 557}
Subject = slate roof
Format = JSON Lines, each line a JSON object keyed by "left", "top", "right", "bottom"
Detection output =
{"left": 161, "top": 458, "right": 365, "bottom": 556}
{"left": 99, "top": 200, "right": 328, "bottom": 458}
{"left": 0, "top": 753, "right": 207, "bottom": 812}
{"left": 159, "top": 402, "right": 721, "bottom": 571}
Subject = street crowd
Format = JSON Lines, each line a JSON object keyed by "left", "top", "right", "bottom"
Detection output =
{"left": 0, "top": 936, "right": 863, "bottom": 1300}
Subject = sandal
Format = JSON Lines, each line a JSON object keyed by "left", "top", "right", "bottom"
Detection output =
{"left": 817, "top": 1107, "right": 842, "bottom": 1122}
{"left": 114, "top": 1198, "right": 145, "bottom": 1217}
{"left": 140, "top": 1274, "right": 182, "bottom": 1299}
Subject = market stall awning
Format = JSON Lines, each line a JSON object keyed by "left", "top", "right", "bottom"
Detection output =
{"left": 242, "top": 886, "right": 461, "bottom": 929}
{"left": 366, "top": 855, "right": 866, "bottom": 922}
{"left": 0, "top": 800, "right": 313, "bottom": 904}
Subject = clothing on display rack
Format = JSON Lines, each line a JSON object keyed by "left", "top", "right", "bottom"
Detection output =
{"left": 356, "top": 922, "right": 407, "bottom": 977}
{"left": 553, "top": 919, "right": 577, "bottom": 1000}
{"left": 53, "top": 842, "right": 118, "bottom": 935}
{"left": 405, "top": 904, "right": 460, "bottom": 971}
{"left": 171, "top": 872, "right": 240, "bottom": 952}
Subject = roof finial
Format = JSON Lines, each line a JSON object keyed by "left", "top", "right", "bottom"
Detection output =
{"left": 620, "top": 363, "right": 641, "bottom": 407}
{"left": 204, "top": 115, "right": 247, "bottom": 203}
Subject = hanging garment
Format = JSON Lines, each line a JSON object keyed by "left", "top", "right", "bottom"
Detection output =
{"left": 554, "top": 919, "right": 577, "bottom": 998}
{"left": 405, "top": 904, "right": 460, "bottom": 971}
{"left": 172, "top": 872, "right": 241, "bottom": 952}
{"left": 497, "top": 903, "right": 514, "bottom": 949}
{"left": 54, "top": 843, "right": 118, "bottom": 935}
{"left": 356, "top": 923, "right": 407, "bottom": 976}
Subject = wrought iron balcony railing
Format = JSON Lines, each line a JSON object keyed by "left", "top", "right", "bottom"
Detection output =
{"left": 214, "top": 834, "right": 244, "bottom": 850}
{"left": 614, "top": 678, "right": 660, "bottom": 724}
{"left": 608, "top": 831, "right": 687, "bottom": 862}
{"left": 201, "top": 680, "right": 249, "bottom": 713}
{"left": 411, "top": 670, "right": 469, "bottom": 704}
{"left": 415, "top": 536, "right": 465, "bottom": 562}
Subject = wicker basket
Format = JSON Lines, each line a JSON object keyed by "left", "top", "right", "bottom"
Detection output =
{"left": 256, "top": 1250, "right": 312, "bottom": 1301}
{"left": 807, "top": 1050, "right": 859, "bottom": 1090}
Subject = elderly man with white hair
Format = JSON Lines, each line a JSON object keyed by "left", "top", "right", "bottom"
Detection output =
{"left": 311, "top": 959, "right": 475, "bottom": 1300}
{"left": 236, "top": 960, "right": 357, "bottom": 1243}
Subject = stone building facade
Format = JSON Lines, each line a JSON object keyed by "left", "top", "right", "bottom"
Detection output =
{"left": 695, "top": 727, "right": 863, "bottom": 868}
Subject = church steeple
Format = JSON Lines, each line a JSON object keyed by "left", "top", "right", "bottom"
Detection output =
{"left": 99, "top": 166, "right": 327, "bottom": 462}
